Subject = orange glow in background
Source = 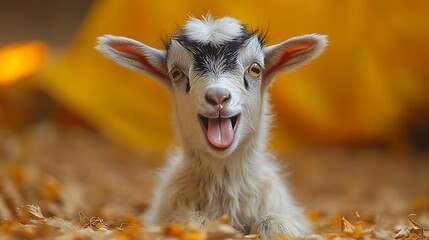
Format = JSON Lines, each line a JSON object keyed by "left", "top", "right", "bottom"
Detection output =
{"left": 0, "top": 42, "right": 47, "bottom": 85}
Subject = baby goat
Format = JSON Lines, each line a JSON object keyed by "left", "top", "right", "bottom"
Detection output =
{"left": 96, "top": 15, "right": 327, "bottom": 239}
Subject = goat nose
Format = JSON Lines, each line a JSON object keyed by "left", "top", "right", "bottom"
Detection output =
{"left": 205, "top": 88, "right": 231, "bottom": 106}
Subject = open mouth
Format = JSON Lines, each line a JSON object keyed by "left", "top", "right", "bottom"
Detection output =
{"left": 199, "top": 114, "right": 240, "bottom": 150}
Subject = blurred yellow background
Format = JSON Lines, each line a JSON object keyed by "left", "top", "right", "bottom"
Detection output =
{"left": 1, "top": 0, "right": 429, "bottom": 155}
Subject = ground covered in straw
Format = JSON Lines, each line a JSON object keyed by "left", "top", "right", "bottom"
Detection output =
{"left": 1, "top": 122, "right": 428, "bottom": 239}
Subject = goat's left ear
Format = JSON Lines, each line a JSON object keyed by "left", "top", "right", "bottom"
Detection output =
{"left": 95, "top": 35, "right": 169, "bottom": 86}
{"left": 263, "top": 34, "right": 328, "bottom": 86}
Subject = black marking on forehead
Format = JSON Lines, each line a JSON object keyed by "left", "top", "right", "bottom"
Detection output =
{"left": 169, "top": 29, "right": 256, "bottom": 75}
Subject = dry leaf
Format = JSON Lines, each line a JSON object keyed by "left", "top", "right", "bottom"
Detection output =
{"left": 243, "top": 234, "right": 259, "bottom": 239}
{"left": 79, "top": 226, "right": 114, "bottom": 238}
{"left": 408, "top": 214, "right": 428, "bottom": 239}
{"left": 79, "top": 211, "right": 89, "bottom": 227}
{"left": 341, "top": 217, "right": 355, "bottom": 234}
{"left": 393, "top": 227, "right": 410, "bottom": 239}
{"left": 372, "top": 229, "right": 394, "bottom": 239}
{"left": 164, "top": 223, "right": 184, "bottom": 237}
{"left": 182, "top": 231, "right": 206, "bottom": 240}
{"left": 408, "top": 214, "right": 429, "bottom": 231}
{"left": 89, "top": 217, "right": 109, "bottom": 230}
{"left": 17, "top": 205, "right": 45, "bottom": 221}
{"left": 46, "top": 216, "right": 76, "bottom": 232}
{"left": 341, "top": 217, "right": 363, "bottom": 238}
{"left": 207, "top": 222, "right": 238, "bottom": 240}
{"left": 144, "top": 225, "right": 163, "bottom": 235}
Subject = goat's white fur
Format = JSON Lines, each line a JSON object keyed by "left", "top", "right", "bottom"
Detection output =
{"left": 184, "top": 14, "right": 243, "bottom": 45}
{"left": 96, "top": 14, "right": 328, "bottom": 239}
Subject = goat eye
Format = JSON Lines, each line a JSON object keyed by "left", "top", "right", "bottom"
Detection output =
{"left": 248, "top": 62, "right": 262, "bottom": 77}
{"left": 169, "top": 67, "right": 185, "bottom": 82}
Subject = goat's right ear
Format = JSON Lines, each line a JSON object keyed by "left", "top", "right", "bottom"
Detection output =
{"left": 95, "top": 35, "right": 168, "bottom": 84}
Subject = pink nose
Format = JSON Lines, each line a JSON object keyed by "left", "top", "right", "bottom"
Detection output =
{"left": 205, "top": 88, "right": 231, "bottom": 106}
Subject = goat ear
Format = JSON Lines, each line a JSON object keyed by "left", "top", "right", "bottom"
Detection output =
{"left": 263, "top": 34, "right": 328, "bottom": 85}
{"left": 95, "top": 35, "right": 168, "bottom": 84}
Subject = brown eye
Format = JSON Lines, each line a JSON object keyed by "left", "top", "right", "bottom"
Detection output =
{"left": 248, "top": 62, "right": 262, "bottom": 77}
{"left": 169, "top": 67, "right": 185, "bottom": 82}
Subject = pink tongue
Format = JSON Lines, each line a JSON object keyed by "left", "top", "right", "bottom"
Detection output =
{"left": 207, "top": 118, "right": 234, "bottom": 149}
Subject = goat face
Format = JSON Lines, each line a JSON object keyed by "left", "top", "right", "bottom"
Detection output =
{"left": 96, "top": 15, "right": 328, "bottom": 158}
{"left": 167, "top": 32, "right": 266, "bottom": 157}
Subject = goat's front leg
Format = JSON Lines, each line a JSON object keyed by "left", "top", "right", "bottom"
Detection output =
{"left": 169, "top": 210, "right": 209, "bottom": 226}
{"left": 254, "top": 214, "right": 311, "bottom": 240}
